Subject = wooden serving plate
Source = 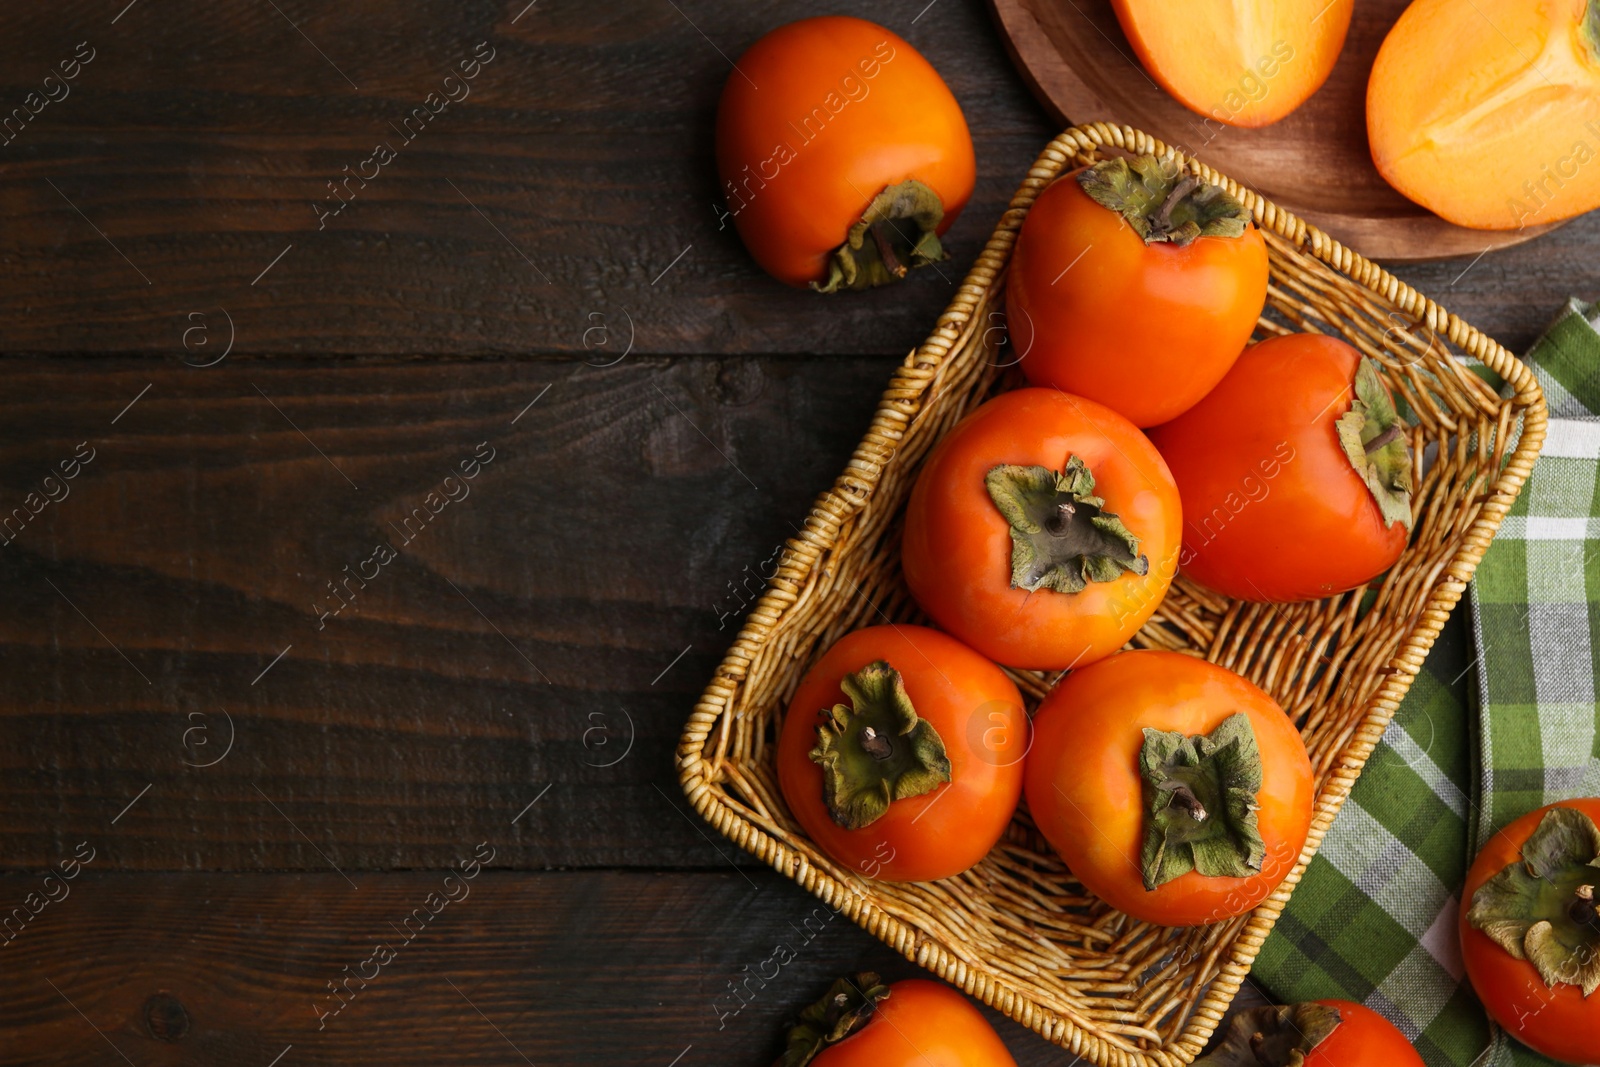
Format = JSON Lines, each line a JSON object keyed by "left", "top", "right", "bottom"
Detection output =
{"left": 988, "top": 0, "right": 1559, "bottom": 261}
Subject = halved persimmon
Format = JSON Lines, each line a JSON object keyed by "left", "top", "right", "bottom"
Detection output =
{"left": 1111, "top": 0, "right": 1353, "bottom": 128}
{"left": 1368, "top": 0, "right": 1600, "bottom": 230}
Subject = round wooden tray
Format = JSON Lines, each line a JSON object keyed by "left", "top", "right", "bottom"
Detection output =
{"left": 988, "top": 0, "right": 1558, "bottom": 262}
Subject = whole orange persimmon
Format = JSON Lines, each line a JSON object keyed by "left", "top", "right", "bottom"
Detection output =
{"left": 1460, "top": 798, "right": 1600, "bottom": 1064}
{"left": 715, "top": 17, "right": 974, "bottom": 291}
{"left": 1023, "top": 650, "right": 1314, "bottom": 927}
{"left": 901, "top": 388, "right": 1181, "bottom": 671}
{"left": 1149, "top": 334, "right": 1412, "bottom": 603}
{"left": 783, "top": 975, "right": 1017, "bottom": 1067}
{"left": 1006, "top": 157, "right": 1268, "bottom": 427}
{"left": 776, "top": 625, "right": 1026, "bottom": 883}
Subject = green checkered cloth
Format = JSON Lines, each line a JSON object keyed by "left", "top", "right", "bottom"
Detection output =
{"left": 1254, "top": 299, "right": 1600, "bottom": 1065}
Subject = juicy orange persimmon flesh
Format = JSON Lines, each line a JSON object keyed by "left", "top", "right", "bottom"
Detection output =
{"left": 1111, "top": 0, "right": 1352, "bottom": 128}
{"left": 1369, "top": 0, "right": 1600, "bottom": 230}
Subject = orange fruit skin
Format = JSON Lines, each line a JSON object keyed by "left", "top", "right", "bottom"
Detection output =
{"left": 777, "top": 625, "right": 1027, "bottom": 883}
{"left": 901, "top": 389, "right": 1181, "bottom": 671}
{"left": 1148, "top": 334, "right": 1410, "bottom": 604}
{"left": 1459, "top": 798, "right": 1600, "bottom": 1064}
{"left": 1368, "top": 0, "right": 1600, "bottom": 229}
{"left": 1022, "top": 650, "right": 1314, "bottom": 927}
{"left": 1306, "top": 1000, "right": 1425, "bottom": 1067}
{"left": 811, "top": 980, "right": 1018, "bottom": 1067}
{"left": 1111, "top": 0, "right": 1353, "bottom": 128}
{"left": 715, "top": 16, "right": 975, "bottom": 287}
{"left": 1006, "top": 170, "right": 1268, "bottom": 428}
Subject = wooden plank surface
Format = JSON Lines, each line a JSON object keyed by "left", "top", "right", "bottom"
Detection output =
{"left": 0, "top": 0, "right": 1054, "bottom": 358}
{"left": 0, "top": 0, "right": 1592, "bottom": 359}
{"left": 0, "top": 870, "right": 1091, "bottom": 1066}
{"left": 2, "top": 1, "right": 1594, "bottom": 1064}
{"left": 0, "top": 356, "right": 896, "bottom": 871}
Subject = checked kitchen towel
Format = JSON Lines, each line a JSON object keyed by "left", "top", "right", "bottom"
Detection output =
{"left": 1254, "top": 299, "right": 1600, "bottom": 1066}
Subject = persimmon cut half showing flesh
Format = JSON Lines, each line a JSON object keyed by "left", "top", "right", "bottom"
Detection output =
{"left": 1368, "top": 0, "right": 1600, "bottom": 230}
{"left": 1111, "top": 0, "right": 1353, "bottom": 128}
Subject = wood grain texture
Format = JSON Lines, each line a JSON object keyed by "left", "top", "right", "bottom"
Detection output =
{"left": 0, "top": 0, "right": 1592, "bottom": 358}
{"left": 0, "top": 2, "right": 1584, "bottom": 1063}
{"left": 0, "top": 0, "right": 1055, "bottom": 357}
{"left": 0, "top": 870, "right": 1088, "bottom": 1066}
{"left": 0, "top": 357, "right": 892, "bottom": 871}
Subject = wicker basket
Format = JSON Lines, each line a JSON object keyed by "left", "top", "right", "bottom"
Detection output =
{"left": 676, "top": 123, "right": 1547, "bottom": 1065}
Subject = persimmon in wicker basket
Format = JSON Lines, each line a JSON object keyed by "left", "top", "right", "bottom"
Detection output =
{"left": 678, "top": 123, "right": 1545, "bottom": 1066}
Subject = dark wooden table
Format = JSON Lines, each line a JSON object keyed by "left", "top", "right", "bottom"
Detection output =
{"left": 1, "top": 2, "right": 1593, "bottom": 1064}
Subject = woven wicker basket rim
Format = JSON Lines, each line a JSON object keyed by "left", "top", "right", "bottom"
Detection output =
{"left": 676, "top": 122, "right": 1548, "bottom": 1066}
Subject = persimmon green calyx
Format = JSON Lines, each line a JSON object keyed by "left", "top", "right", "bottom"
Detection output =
{"left": 814, "top": 180, "right": 948, "bottom": 293}
{"left": 1467, "top": 805, "right": 1600, "bottom": 996}
{"left": 1139, "top": 711, "right": 1266, "bottom": 891}
{"left": 1076, "top": 155, "right": 1251, "bottom": 247}
{"left": 808, "top": 661, "right": 951, "bottom": 830}
{"left": 985, "top": 456, "right": 1148, "bottom": 595}
{"left": 1192, "top": 1003, "right": 1342, "bottom": 1067}
{"left": 780, "top": 973, "right": 892, "bottom": 1067}
{"left": 1335, "top": 358, "right": 1414, "bottom": 530}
